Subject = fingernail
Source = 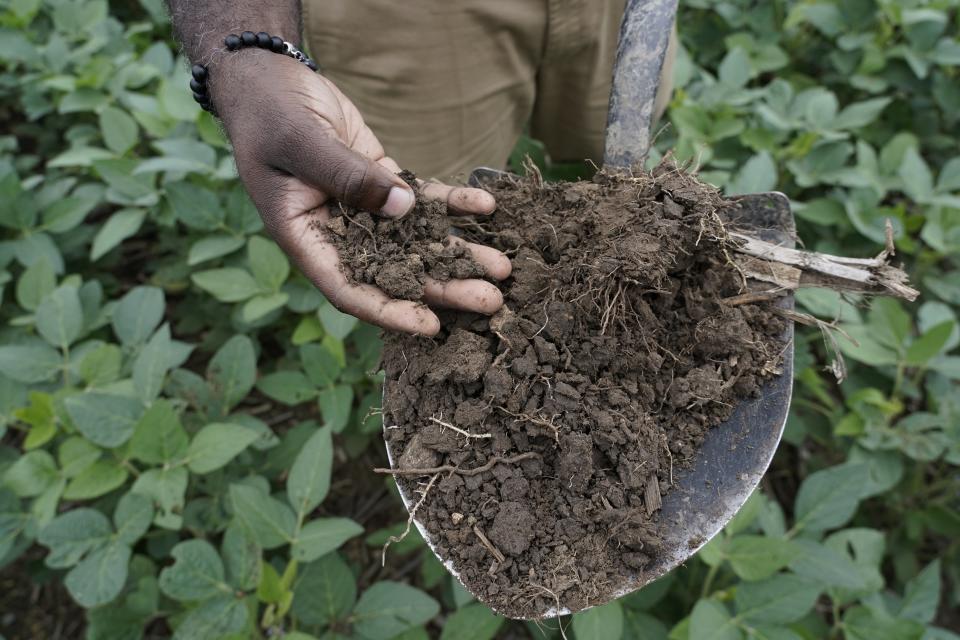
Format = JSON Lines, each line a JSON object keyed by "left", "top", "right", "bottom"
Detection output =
{"left": 382, "top": 186, "right": 415, "bottom": 217}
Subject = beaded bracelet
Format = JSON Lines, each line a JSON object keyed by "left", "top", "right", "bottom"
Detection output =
{"left": 189, "top": 31, "right": 320, "bottom": 117}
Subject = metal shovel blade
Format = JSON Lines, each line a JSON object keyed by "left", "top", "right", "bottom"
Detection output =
{"left": 382, "top": 170, "right": 795, "bottom": 618}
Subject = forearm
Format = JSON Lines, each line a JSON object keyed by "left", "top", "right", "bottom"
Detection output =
{"left": 165, "top": 0, "right": 302, "bottom": 64}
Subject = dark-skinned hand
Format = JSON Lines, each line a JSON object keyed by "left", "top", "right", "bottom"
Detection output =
{"left": 210, "top": 49, "right": 511, "bottom": 336}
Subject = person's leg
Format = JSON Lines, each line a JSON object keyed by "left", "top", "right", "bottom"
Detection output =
{"left": 304, "top": 0, "right": 545, "bottom": 181}
{"left": 531, "top": 0, "right": 676, "bottom": 165}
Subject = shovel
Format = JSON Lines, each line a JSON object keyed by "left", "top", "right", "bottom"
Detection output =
{"left": 382, "top": 0, "right": 795, "bottom": 618}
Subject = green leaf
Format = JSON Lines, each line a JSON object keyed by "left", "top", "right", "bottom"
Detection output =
{"left": 99, "top": 106, "right": 139, "bottom": 155}
{"left": 727, "top": 152, "right": 777, "bottom": 196}
{"left": 905, "top": 321, "right": 955, "bottom": 366}
{"left": 192, "top": 268, "right": 260, "bottom": 303}
{"left": 44, "top": 195, "right": 98, "bottom": 233}
{"left": 689, "top": 599, "right": 742, "bottom": 640}
{"left": 718, "top": 47, "right": 751, "bottom": 88}
{"left": 0, "top": 344, "right": 62, "bottom": 383}
{"left": 291, "top": 553, "right": 357, "bottom": 626}
{"left": 15, "top": 259, "right": 55, "bottom": 311}
{"left": 187, "top": 234, "right": 246, "bottom": 266}
{"left": 257, "top": 561, "right": 285, "bottom": 604}
{"left": 352, "top": 581, "right": 440, "bottom": 640}
{"left": 112, "top": 286, "right": 165, "bottom": 346}
{"left": 256, "top": 370, "right": 317, "bottom": 406}
{"left": 292, "top": 518, "right": 363, "bottom": 562}
{"left": 229, "top": 484, "right": 296, "bottom": 549}
{"left": 158, "top": 77, "right": 201, "bottom": 122}
{"left": 899, "top": 148, "right": 934, "bottom": 202}
{"left": 222, "top": 523, "right": 261, "bottom": 592}
{"left": 301, "top": 343, "right": 343, "bottom": 386}
{"left": 842, "top": 606, "right": 924, "bottom": 640}
{"left": 159, "top": 539, "right": 227, "bottom": 601}
{"left": 36, "top": 285, "right": 83, "bottom": 348}
{"left": 114, "top": 492, "right": 154, "bottom": 545}
{"left": 3, "top": 449, "right": 58, "bottom": 497}
{"left": 78, "top": 343, "right": 123, "bottom": 386}
{"left": 64, "top": 392, "right": 144, "bottom": 448}
{"left": 91, "top": 208, "right": 145, "bottom": 260}
{"left": 38, "top": 508, "right": 112, "bottom": 568}
{"left": 166, "top": 181, "right": 223, "bottom": 231}
{"left": 293, "top": 316, "right": 325, "bottom": 345}
{"left": 48, "top": 146, "right": 115, "bottom": 168}
{"left": 207, "top": 335, "right": 257, "bottom": 413}
{"left": 725, "top": 535, "right": 800, "bottom": 581}
{"left": 734, "top": 574, "right": 821, "bottom": 624}
{"left": 241, "top": 292, "right": 289, "bottom": 322}
{"left": 936, "top": 157, "right": 960, "bottom": 192}
{"left": 64, "top": 541, "right": 131, "bottom": 608}
{"left": 131, "top": 467, "right": 188, "bottom": 530}
{"left": 788, "top": 539, "right": 867, "bottom": 590}
{"left": 186, "top": 423, "right": 259, "bottom": 474}
{"left": 623, "top": 610, "right": 668, "bottom": 640}
{"left": 248, "top": 236, "right": 289, "bottom": 292}
{"left": 287, "top": 425, "right": 333, "bottom": 517}
{"left": 133, "top": 324, "right": 188, "bottom": 402}
{"left": 440, "top": 603, "right": 504, "bottom": 640}
{"left": 130, "top": 400, "right": 189, "bottom": 465}
{"left": 572, "top": 601, "right": 624, "bottom": 640}
{"left": 318, "top": 303, "right": 358, "bottom": 340}
{"left": 793, "top": 464, "right": 869, "bottom": 534}
{"left": 318, "top": 384, "right": 354, "bottom": 433}
{"left": 63, "top": 459, "right": 128, "bottom": 500}
{"left": 899, "top": 560, "right": 940, "bottom": 623}
{"left": 172, "top": 595, "right": 248, "bottom": 640}
{"left": 831, "top": 98, "right": 891, "bottom": 130}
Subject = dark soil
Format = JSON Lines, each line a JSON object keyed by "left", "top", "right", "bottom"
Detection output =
{"left": 328, "top": 162, "right": 785, "bottom": 617}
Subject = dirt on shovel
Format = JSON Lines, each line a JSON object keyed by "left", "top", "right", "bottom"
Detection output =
{"left": 323, "top": 162, "right": 786, "bottom": 617}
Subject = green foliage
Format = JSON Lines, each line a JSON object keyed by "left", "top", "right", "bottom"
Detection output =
{"left": 0, "top": 0, "right": 957, "bottom": 638}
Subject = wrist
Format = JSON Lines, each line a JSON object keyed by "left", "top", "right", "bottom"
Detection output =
{"left": 191, "top": 34, "right": 319, "bottom": 125}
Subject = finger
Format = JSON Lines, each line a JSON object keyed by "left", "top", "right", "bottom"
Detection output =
{"left": 419, "top": 180, "right": 496, "bottom": 215}
{"left": 447, "top": 236, "right": 512, "bottom": 280}
{"left": 422, "top": 278, "right": 504, "bottom": 315}
{"left": 267, "top": 200, "right": 440, "bottom": 335}
{"left": 278, "top": 131, "right": 415, "bottom": 218}
{"left": 331, "top": 282, "right": 441, "bottom": 336}
{"left": 378, "top": 156, "right": 403, "bottom": 174}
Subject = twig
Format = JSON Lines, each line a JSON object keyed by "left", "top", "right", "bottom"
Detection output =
{"left": 495, "top": 406, "right": 561, "bottom": 443}
{"left": 374, "top": 452, "right": 540, "bottom": 477}
{"left": 381, "top": 473, "right": 439, "bottom": 566}
{"left": 730, "top": 231, "right": 918, "bottom": 301}
{"left": 472, "top": 525, "right": 506, "bottom": 564}
{"left": 429, "top": 415, "right": 491, "bottom": 439}
{"left": 721, "top": 289, "right": 788, "bottom": 306}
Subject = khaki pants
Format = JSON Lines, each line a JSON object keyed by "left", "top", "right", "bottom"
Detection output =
{"left": 304, "top": 0, "right": 674, "bottom": 180}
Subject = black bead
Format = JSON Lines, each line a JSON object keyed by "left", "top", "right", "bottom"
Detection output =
{"left": 193, "top": 91, "right": 210, "bottom": 105}
{"left": 191, "top": 64, "right": 207, "bottom": 82}
{"left": 189, "top": 78, "right": 206, "bottom": 94}
{"left": 224, "top": 34, "right": 241, "bottom": 50}
{"left": 305, "top": 59, "right": 318, "bottom": 71}
{"left": 270, "top": 36, "right": 284, "bottom": 52}
{"left": 240, "top": 31, "right": 256, "bottom": 47}
{"left": 256, "top": 32, "right": 271, "bottom": 48}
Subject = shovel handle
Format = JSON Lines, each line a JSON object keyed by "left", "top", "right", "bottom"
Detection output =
{"left": 604, "top": 0, "right": 678, "bottom": 169}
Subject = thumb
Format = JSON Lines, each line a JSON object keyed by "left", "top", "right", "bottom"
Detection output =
{"left": 284, "top": 132, "right": 415, "bottom": 217}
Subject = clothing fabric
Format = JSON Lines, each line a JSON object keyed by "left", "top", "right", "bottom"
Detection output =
{"left": 304, "top": 0, "right": 674, "bottom": 180}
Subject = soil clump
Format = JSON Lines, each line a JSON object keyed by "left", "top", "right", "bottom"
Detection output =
{"left": 326, "top": 163, "right": 786, "bottom": 617}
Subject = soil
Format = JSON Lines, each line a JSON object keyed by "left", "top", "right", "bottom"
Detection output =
{"left": 327, "top": 162, "right": 786, "bottom": 617}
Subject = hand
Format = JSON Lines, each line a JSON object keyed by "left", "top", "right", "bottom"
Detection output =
{"left": 211, "top": 50, "right": 511, "bottom": 336}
